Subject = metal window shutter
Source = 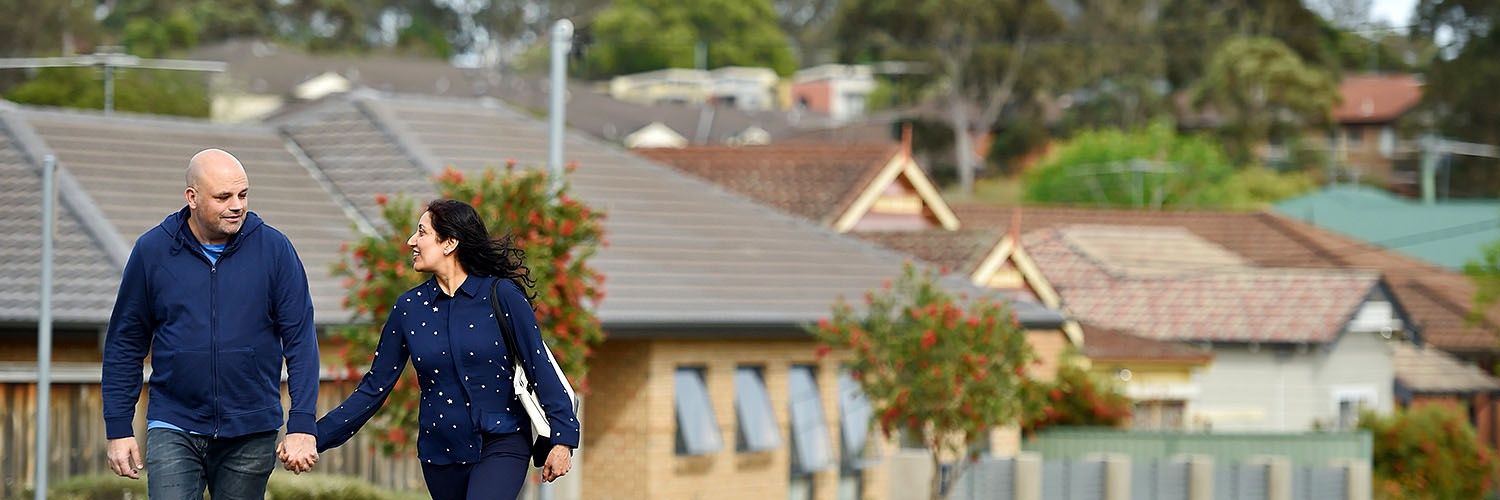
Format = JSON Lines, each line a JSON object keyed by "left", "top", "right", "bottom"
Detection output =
{"left": 788, "top": 366, "right": 833, "bottom": 474}
{"left": 674, "top": 368, "right": 722, "bottom": 455}
{"left": 733, "top": 367, "right": 780, "bottom": 452}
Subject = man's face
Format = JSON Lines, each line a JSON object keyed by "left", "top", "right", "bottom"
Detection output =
{"left": 186, "top": 164, "right": 249, "bottom": 242}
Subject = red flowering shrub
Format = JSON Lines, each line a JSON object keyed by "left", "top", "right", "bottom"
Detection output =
{"left": 1019, "top": 355, "right": 1132, "bottom": 436}
{"left": 331, "top": 164, "right": 606, "bottom": 454}
{"left": 1362, "top": 403, "right": 1497, "bottom": 500}
{"left": 809, "top": 263, "right": 1035, "bottom": 500}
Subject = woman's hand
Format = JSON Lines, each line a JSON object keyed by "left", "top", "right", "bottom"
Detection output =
{"left": 540, "top": 444, "right": 572, "bottom": 482}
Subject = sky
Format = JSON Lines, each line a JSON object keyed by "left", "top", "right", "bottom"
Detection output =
{"left": 1371, "top": 0, "right": 1417, "bottom": 27}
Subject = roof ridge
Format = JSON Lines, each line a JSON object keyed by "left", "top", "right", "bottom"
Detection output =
{"left": 12, "top": 102, "right": 274, "bottom": 134}
{"left": 0, "top": 109, "right": 131, "bottom": 270}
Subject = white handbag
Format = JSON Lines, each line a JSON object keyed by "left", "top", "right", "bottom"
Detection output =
{"left": 490, "top": 280, "right": 578, "bottom": 467}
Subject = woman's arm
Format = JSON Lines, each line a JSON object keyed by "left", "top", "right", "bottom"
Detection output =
{"left": 501, "top": 281, "right": 580, "bottom": 449}
{"left": 315, "top": 311, "right": 409, "bottom": 452}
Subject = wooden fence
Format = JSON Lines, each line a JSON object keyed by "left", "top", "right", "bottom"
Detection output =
{"left": 0, "top": 376, "right": 430, "bottom": 498}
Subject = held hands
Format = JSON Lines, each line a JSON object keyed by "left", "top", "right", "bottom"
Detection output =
{"left": 540, "top": 444, "right": 572, "bottom": 482}
{"left": 276, "top": 433, "right": 319, "bottom": 474}
{"left": 107, "top": 437, "right": 144, "bottom": 479}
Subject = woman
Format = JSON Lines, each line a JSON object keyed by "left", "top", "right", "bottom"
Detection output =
{"left": 305, "top": 200, "right": 577, "bottom": 499}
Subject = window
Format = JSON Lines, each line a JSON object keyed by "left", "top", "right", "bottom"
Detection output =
{"left": 1344, "top": 126, "right": 1364, "bottom": 147}
{"left": 1331, "top": 385, "right": 1378, "bottom": 431}
{"left": 788, "top": 366, "right": 834, "bottom": 474}
{"left": 837, "top": 370, "right": 877, "bottom": 469}
{"left": 1131, "top": 400, "right": 1186, "bottom": 430}
{"left": 675, "top": 367, "right": 722, "bottom": 455}
{"left": 735, "top": 366, "right": 781, "bottom": 452}
{"left": 1379, "top": 126, "right": 1397, "bottom": 157}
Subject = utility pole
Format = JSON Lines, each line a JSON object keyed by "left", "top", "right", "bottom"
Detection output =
{"left": 1419, "top": 135, "right": 1500, "bottom": 204}
{"left": 0, "top": 48, "right": 226, "bottom": 115}
{"left": 35, "top": 156, "right": 55, "bottom": 500}
{"left": 547, "top": 20, "right": 573, "bottom": 192}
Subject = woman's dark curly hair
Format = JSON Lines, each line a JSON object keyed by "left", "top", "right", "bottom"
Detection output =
{"left": 425, "top": 199, "right": 535, "bottom": 298}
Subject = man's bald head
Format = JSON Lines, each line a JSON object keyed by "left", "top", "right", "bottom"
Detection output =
{"left": 186, "top": 148, "right": 246, "bottom": 189}
{"left": 183, "top": 149, "right": 250, "bottom": 244}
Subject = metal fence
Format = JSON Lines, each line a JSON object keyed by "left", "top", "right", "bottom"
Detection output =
{"left": 945, "top": 454, "right": 1360, "bottom": 500}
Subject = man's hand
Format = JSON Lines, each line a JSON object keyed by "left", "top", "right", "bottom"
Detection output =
{"left": 276, "top": 433, "right": 318, "bottom": 474}
{"left": 107, "top": 437, "right": 144, "bottom": 479}
{"left": 540, "top": 445, "right": 572, "bottom": 482}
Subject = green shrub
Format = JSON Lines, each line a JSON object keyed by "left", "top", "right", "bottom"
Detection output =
{"left": 1361, "top": 403, "right": 1498, "bottom": 500}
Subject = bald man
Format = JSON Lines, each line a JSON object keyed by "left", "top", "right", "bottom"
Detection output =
{"left": 102, "top": 149, "right": 321, "bottom": 500}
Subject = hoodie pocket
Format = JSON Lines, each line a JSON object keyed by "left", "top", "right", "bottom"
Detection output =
{"left": 156, "top": 350, "right": 213, "bottom": 413}
{"left": 218, "top": 347, "right": 277, "bottom": 416}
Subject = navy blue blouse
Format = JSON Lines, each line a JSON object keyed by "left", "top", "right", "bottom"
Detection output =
{"left": 315, "top": 275, "right": 580, "bottom": 465}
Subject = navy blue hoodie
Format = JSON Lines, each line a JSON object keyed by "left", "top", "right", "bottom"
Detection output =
{"left": 102, "top": 207, "right": 320, "bottom": 439}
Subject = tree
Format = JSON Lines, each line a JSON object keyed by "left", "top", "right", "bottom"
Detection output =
{"left": 809, "top": 263, "right": 1038, "bottom": 500}
{"left": 1413, "top": 0, "right": 1500, "bottom": 195}
{"left": 1023, "top": 121, "right": 1237, "bottom": 209}
{"left": 837, "top": 0, "right": 1063, "bottom": 196}
{"left": 1360, "top": 404, "right": 1497, "bottom": 499}
{"left": 331, "top": 163, "right": 607, "bottom": 453}
{"left": 583, "top": 0, "right": 798, "bottom": 77}
{"left": 1191, "top": 36, "right": 1339, "bottom": 162}
{"left": 1020, "top": 354, "right": 1132, "bottom": 436}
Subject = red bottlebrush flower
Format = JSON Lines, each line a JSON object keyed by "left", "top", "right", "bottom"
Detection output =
{"left": 470, "top": 194, "right": 483, "bottom": 207}
{"left": 358, "top": 289, "right": 370, "bottom": 299}
{"left": 506, "top": 158, "right": 518, "bottom": 169}
{"left": 940, "top": 265, "right": 951, "bottom": 275}
{"left": 966, "top": 317, "right": 979, "bottom": 328}
{"left": 932, "top": 366, "right": 942, "bottom": 378}
{"left": 1011, "top": 315, "right": 1020, "bottom": 327}
{"left": 817, "top": 318, "right": 832, "bottom": 332}
{"left": 945, "top": 318, "right": 956, "bottom": 329}
{"left": 375, "top": 193, "right": 389, "bottom": 205}
{"left": 921, "top": 330, "right": 937, "bottom": 349}
{"left": 389, "top": 427, "right": 407, "bottom": 444}
{"left": 910, "top": 308, "right": 924, "bottom": 320}
{"left": 354, "top": 248, "right": 367, "bottom": 259}
{"left": 565, "top": 161, "right": 579, "bottom": 173}
{"left": 1049, "top": 389, "right": 1062, "bottom": 401}
{"left": 815, "top": 345, "right": 833, "bottom": 359}
{"left": 1013, "top": 366, "right": 1026, "bottom": 377}
{"left": 561, "top": 220, "right": 576, "bottom": 236}
{"left": 881, "top": 279, "right": 892, "bottom": 289}
{"left": 864, "top": 292, "right": 875, "bottom": 305}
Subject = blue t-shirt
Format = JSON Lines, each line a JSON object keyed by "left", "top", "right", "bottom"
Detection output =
{"left": 199, "top": 241, "right": 226, "bottom": 266}
{"left": 147, "top": 241, "right": 228, "bottom": 435}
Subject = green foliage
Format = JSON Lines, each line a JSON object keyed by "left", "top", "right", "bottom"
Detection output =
{"left": 266, "top": 472, "right": 427, "bottom": 500}
{"left": 122, "top": 9, "right": 200, "bottom": 57}
{"left": 4, "top": 67, "right": 210, "bottom": 117}
{"left": 584, "top": 0, "right": 797, "bottom": 77}
{"left": 1464, "top": 226, "right": 1500, "bottom": 321}
{"left": 1199, "top": 166, "right": 1320, "bottom": 209}
{"left": 19, "top": 474, "right": 147, "bottom": 500}
{"left": 331, "top": 164, "right": 606, "bottom": 454}
{"left": 1361, "top": 404, "right": 1497, "bottom": 500}
{"left": 810, "top": 263, "right": 1036, "bottom": 499}
{"left": 1020, "top": 356, "right": 1132, "bottom": 435}
{"left": 1191, "top": 37, "right": 1340, "bottom": 162}
{"left": 1022, "top": 121, "right": 1236, "bottom": 208}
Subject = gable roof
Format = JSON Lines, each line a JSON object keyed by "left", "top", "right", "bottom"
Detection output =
{"left": 1023, "top": 225, "right": 1383, "bottom": 344}
{"left": 636, "top": 143, "right": 959, "bottom": 230}
{"left": 1274, "top": 184, "right": 1500, "bottom": 270}
{"left": 954, "top": 204, "right": 1498, "bottom": 353}
{"left": 276, "top": 93, "right": 1066, "bottom": 329}
{"left": 1081, "top": 323, "right": 1213, "bottom": 364}
{"left": 9, "top": 105, "right": 362, "bottom": 324}
{"left": 0, "top": 108, "right": 120, "bottom": 325}
{"left": 1333, "top": 74, "right": 1423, "bottom": 125}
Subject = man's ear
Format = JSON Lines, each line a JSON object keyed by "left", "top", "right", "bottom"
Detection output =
{"left": 184, "top": 187, "right": 198, "bottom": 210}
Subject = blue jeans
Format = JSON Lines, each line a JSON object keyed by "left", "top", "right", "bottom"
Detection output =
{"left": 420, "top": 432, "right": 530, "bottom": 500}
{"left": 144, "top": 428, "right": 277, "bottom": 500}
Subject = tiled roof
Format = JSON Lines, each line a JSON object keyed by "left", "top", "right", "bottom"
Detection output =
{"left": 279, "top": 94, "right": 1067, "bottom": 328}
{"left": 1081, "top": 323, "right": 1213, "bottom": 363}
{"left": 852, "top": 230, "right": 1002, "bottom": 273}
{"left": 16, "top": 106, "right": 361, "bottom": 324}
{"left": 1333, "top": 74, "right": 1422, "bottom": 124}
{"left": 635, "top": 143, "right": 899, "bottom": 224}
{"left": 954, "top": 205, "right": 1500, "bottom": 353}
{"left": 0, "top": 112, "right": 119, "bottom": 324}
{"left": 1393, "top": 343, "right": 1500, "bottom": 394}
{"left": 1023, "top": 226, "right": 1382, "bottom": 344}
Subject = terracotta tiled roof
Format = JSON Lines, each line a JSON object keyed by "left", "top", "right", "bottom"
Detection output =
{"left": 1022, "top": 226, "right": 1381, "bottom": 344}
{"left": 953, "top": 204, "right": 1499, "bottom": 353}
{"left": 1394, "top": 343, "right": 1500, "bottom": 394}
{"left": 635, "top": 143, "right": 900, "bottom": 225}
{"left": 1333, "top": 74, "right": 1423, "bottom": 125}
{"left": 1081, "top": 324, "right": 1213, "bottom": 363}
{"left": 852, "top": 230, "right": 1002, "bottom": 273}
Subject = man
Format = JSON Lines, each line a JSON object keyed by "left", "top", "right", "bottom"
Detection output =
{"left": 102, "top": 149, "right": 320, "bottom": 499}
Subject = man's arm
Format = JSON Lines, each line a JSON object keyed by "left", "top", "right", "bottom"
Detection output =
{"left": 101, "top": 244, "right": 154, "bottom": 478}
{"left": 272, "top": 236, "right": 320, "bottom": 469}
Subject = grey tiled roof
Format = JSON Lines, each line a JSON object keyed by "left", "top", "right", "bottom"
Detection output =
{"left": 282, "top": 93, "right": 1063, "bottom": 327}
{"left": 0, "top": 113, "right": 119, "bottom": 324}
{"left": 16, "top": 107, "right": 361, "bottom": 324}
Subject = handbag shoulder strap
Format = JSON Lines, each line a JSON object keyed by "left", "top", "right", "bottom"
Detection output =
{"left": 489, "top": 278, "right": 538, "bottom": 394}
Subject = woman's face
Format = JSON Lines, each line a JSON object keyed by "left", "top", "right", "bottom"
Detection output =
{"left": 407, "top": 211, "right": 454, "bottom": 273}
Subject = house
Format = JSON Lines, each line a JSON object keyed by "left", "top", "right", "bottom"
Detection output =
{"left": 1393, "top": 343, "right": 1500, "bottom": 445}
{"left": 789, "top": 65, "right": 878, "bottom": 123}
{"left": 1021, "top": 224, "right": 1412, "bottom": 431}
{"left": 1274, "top": 183, "right": 1500, "bottom": 270}
{"left": 270, "top": 92, "right": 1070, "bottom": 500}
{"left": 0, "top": 91, "right": 1074, "bottom": 500}
{"left": 1321, "top": 74, "right": 1423, "bottom": 189}
{"left": 607, "top": 66, "right": 780, "bottom": 111}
